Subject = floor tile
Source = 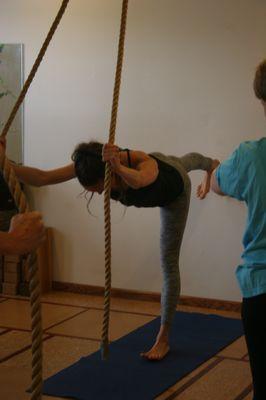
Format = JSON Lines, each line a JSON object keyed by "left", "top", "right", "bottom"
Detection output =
{"left": 111, "top": 297, "right": 161, "bottom": 315}
{"left": 42, "top": 291, "right": 103, "bottom": 308}
{"left": 155, "top": 357, "right": 219, "bottom": 399}
{"left": 0, "top": 365, "right": 64, "bottom": 400}
{"left": 42, "top": 291, "right": 162, "bottom": 315}
{"left": 0, "top": 365, "right": 31, "bottom": 400}
{"left": 0, "top": 292, "right": 249, "bottom": 400}
{"left": 0, "top": 331, "right": 32, "bottom": 361}
{"left": 42, "top": 291, "right": 242, "bottom": 318}
{"left": 178, "top": 304, "right": 241, "bottom": 319}
{"left": 0, "top": 299, "right": 84, "bottom": 330}
{"left": 171, "top": 359, "right": 252, "bottom": 400}
{"left": 218, "top": 336, "right": 247, "bottom": 359}
{"left": 0, "top": 331, "right": 50, "bottom": 362}
{"left": 47, "top": 308, "right": 154, "bottom": 341}
{"left": 3, "top": 335, "right": 99, "bottom": 378}
{"left": 1, "top": 335, "right": 99, "bottom": 399}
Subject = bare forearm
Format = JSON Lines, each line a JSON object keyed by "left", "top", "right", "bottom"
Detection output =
{"left": 12, "top": 163, "right": 75, "bottom": 187}
{"left": 116, "top": 165, "right": 146, "bottom": 189}
{"left": 103, "top": 145, "right": 158, "bottom": 188}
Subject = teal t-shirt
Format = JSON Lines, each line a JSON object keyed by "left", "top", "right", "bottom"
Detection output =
{"left": 216, "top": 138, "right": 266, "bottom": 298}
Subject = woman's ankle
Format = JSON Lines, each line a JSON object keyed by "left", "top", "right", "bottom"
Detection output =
{"left": 156, "top": 325, "right": 170, "bottom": 343}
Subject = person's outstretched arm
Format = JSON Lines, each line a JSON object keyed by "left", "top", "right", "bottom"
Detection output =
{"left": 12, "top": 163, "right": 75, "bottom": 187}
{"left": 0, "top": 136, "right": 75, "bottom": 187}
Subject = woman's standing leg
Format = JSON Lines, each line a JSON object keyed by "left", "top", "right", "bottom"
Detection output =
{"left": 160, "top": 190, "right": 191, "bottom": 326}
{"left": 141, "top": 151, "right": 215, "bottom": 360}
{"left": 141, "top": 173, "right": 191, "bottom": 360}
{"left": 157, "top": 152, "right": 212, "bottom": 329}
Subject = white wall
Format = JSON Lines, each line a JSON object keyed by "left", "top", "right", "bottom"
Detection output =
{"left": 1, "top": 0, "right": 266, "bottom": 301}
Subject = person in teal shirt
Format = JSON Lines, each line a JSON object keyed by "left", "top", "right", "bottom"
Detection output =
{"left": 210, "top": 60, "right": 266, "bottom": 400}
{"left": 216, "top": 138, "right": 266, "bottom": 297}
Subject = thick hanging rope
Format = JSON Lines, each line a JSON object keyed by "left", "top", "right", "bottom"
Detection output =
{"left": 101, "top": 0, "right": 129, "bottom": 360}
{"left": 0, "top": 1, "right": 70, "bottom": 398}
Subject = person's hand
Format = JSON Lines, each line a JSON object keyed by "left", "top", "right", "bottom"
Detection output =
{"left": 102, "top": 143, "right": 121, "bottom": 172}
{"left": 8, "top": 211, "right": 45, "bottom": 254}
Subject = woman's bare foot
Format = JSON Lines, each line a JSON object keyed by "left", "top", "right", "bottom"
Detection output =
{"left": 140, "top": 324, "right": 170, "bottom": 361}
{"left": 140, "top": 339, "right": 170, "bottom": 361}
{"left": 197, "top": 172, "right": 210, "bottom": 199}
{"left": 197, "top": 159, "right": 220, "bottom": 200}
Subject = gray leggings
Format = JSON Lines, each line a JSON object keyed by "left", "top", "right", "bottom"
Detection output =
{"left": 151, "top": 152, "right": 213, "bottom": 325}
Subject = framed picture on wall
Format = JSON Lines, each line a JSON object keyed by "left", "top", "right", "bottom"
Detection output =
{"left": 0, "top": 43, "right": 24, "bottom": 163}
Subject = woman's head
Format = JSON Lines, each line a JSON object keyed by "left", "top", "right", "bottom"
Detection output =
{"left": 72, "top": 141, "right": 105, "bottom": 193}
{"left": 254, "top": 60, "right": 266, "bottom": 102}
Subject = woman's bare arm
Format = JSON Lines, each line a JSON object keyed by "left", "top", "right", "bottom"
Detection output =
{"left": 103, "top": 144, "right": 158, "bottom": 189}
{"left": 12, "top": 163, "right": 75, "bottom": 187}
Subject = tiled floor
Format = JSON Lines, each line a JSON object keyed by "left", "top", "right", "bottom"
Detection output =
{"left": 0, "top": 291, "right": 253, "bottom": 399}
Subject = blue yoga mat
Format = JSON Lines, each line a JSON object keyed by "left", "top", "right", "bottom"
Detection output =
{"left": 43, "top": 311, "right": 243, "bottom": 400}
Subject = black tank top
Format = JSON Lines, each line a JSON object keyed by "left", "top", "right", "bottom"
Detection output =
{"left": 111, "top": 151, "right": 184, "bottom": 207}
{"left": 0, "top": 173, "right": 17, "bottom": 211}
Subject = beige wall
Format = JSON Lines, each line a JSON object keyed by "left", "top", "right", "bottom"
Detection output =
{"left": 1, "top": 0, "right": 266, "bottom": 301}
